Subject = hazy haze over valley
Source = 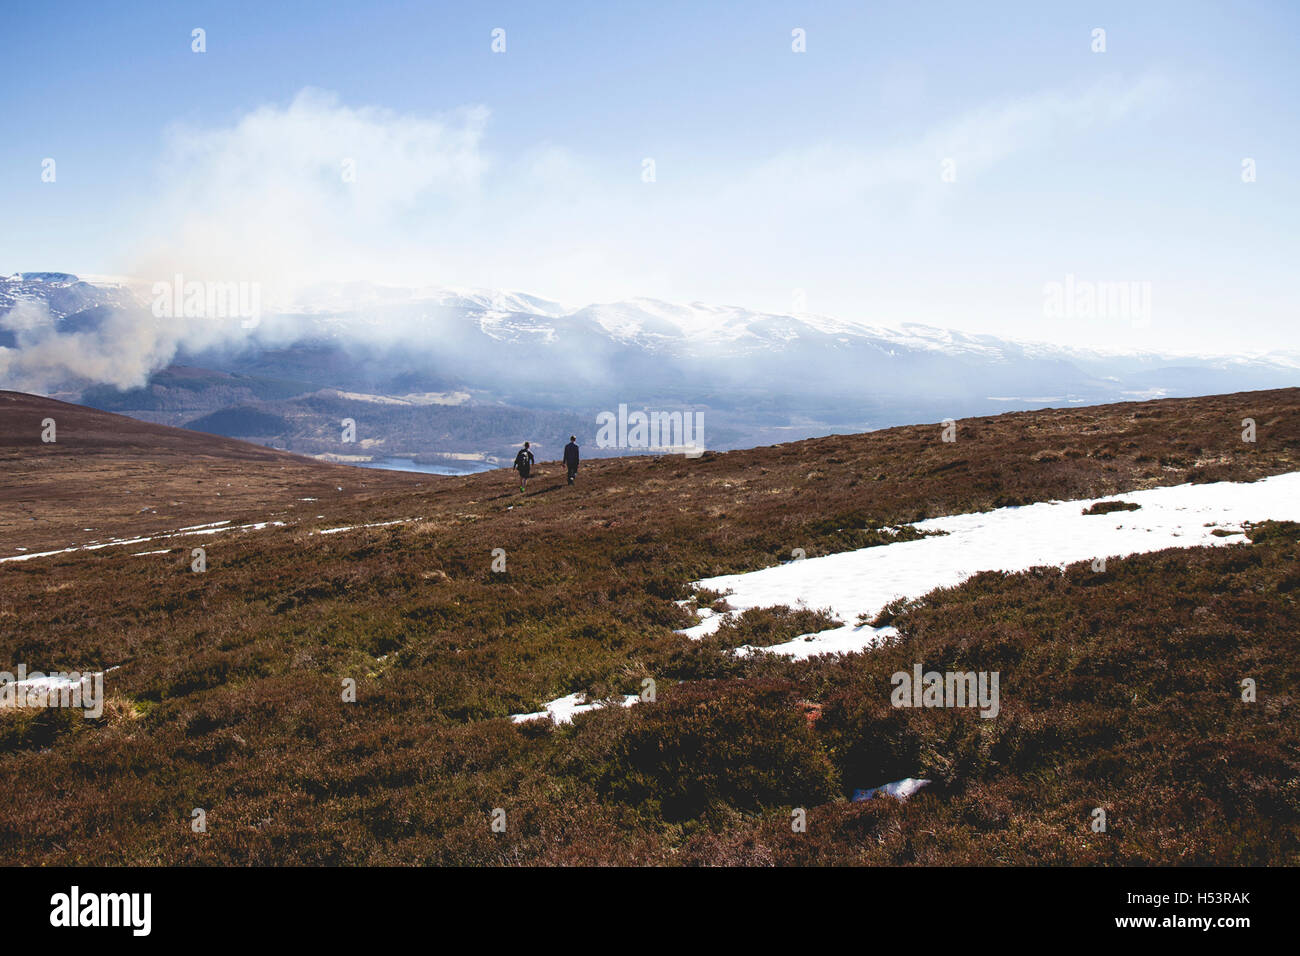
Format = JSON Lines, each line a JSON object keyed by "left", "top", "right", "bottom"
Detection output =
{"left": 3, "top": 271, "right": 1299, "bottom": 463}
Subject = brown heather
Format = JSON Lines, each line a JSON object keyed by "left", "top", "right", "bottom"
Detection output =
{"left": 0, "top": 387, "right": 1297, "bottom": 864}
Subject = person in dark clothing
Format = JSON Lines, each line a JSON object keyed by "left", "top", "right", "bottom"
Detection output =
{"left": 513, "top": 441, "right": 534, "bottom": 493}
{"left": 563, "top": 436, "right": 580, "bottom": 485}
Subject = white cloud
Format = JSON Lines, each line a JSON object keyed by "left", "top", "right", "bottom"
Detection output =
{"left": 0, "top": 299, "right": 177, "bottom": 391}
{"left": 128, "top": 88, "right": 491, "bottom": 301}
{"left": 720, "top": 73, "right": 1171, "bottom": 212}
{"left": 110, "top": 75, "right": 1172, "bottom": 326}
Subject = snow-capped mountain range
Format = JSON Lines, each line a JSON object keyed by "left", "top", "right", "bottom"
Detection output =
{"left": 3, "top": 272, "right": 1297, "bottom": 454}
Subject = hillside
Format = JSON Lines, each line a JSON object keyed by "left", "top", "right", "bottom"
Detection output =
{"left": 1, "top": 388, "right": 1298, "bottom": 864}
{"left": 0, "top": 390, "right": 423, "bottom": 554}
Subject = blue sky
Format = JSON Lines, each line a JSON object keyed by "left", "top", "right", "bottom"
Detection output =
{"left": 3, "top": 0, "right": 1298, "bottom": 354}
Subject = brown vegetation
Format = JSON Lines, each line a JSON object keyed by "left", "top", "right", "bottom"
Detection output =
{"left": 0, "top": 387, "right": 1297, "bottom": 864}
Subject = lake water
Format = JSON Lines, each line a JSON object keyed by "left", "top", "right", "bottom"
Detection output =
{"left": 353, "top": 457, "right": 497, "bottom": 476}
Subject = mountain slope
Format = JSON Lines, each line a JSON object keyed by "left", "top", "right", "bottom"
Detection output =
{"left": 1, "top": 388, "right": 1298, "bottom": 865}
{"left": 0, "top": 390, "right": 424, "bottom": 553}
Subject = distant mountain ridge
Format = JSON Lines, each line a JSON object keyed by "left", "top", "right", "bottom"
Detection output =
{"left": 3, "top": 272, "right": 1297, "bottom": 460}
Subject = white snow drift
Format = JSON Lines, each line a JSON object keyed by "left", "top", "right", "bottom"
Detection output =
{"left": 678, "top": 472, "right": 1300, "bottom": 660}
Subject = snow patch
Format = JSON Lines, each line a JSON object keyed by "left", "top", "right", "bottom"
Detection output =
{"left": 510, "top": 692, "right": 639, "bottom": 725}
{"left": 678, "top": 472, "right": 1300, "bottom": 660}
{"left": 1, "top": 520, "right": 287, "bottom": 565}
{"left": 315, "top": 518, "right": 417, "bottom": 535}
{"left": 853, "top": 778, "right": 932, "bottom": 802}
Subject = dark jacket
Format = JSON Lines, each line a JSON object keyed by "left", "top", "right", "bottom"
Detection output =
{"left": 513, "top": 448, "right": 534, "bottom": 475}
{"left": 563, "top": 441, "right": 580, "bottom": 471}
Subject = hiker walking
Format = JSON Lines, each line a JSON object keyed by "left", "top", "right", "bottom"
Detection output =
{"left": 563, "top": 435, "right": 580, "bottom": 485}
{"left": 513, "top": 441, "right": 535, "bottom": 493}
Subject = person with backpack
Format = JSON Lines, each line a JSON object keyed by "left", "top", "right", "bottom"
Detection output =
{"left": 513, "top": 441, "right": 535, "bottom": 493}
{"left": 563, "top": 436, "right": 580, "bottom": 485}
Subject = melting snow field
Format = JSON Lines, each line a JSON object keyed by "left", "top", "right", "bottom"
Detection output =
{"left": 678, "top": 472, "right": 1300, "bottom": 660}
